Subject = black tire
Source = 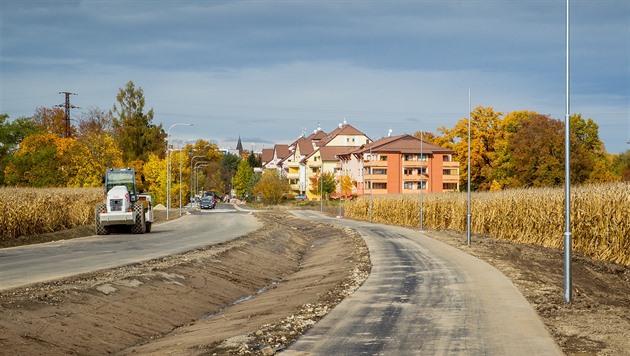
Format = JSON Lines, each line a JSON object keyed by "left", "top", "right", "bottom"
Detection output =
{"left": 131, "top": 202, "right": 146, "bottom": 234}
{"left": 95, "top": 203, "right": 110, "bottom": 235}
{"left": 145, "top": 221, "right": 152, "bottom": 233}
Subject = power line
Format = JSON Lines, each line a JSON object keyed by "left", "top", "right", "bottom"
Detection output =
{"left": 55, "top": 92, "right": 79, "bottom": 138}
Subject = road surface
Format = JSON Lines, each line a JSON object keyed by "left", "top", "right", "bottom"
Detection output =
{"left": 0, "top": 205, "right": 260, "bottom": 291}
{"left": 285, "top": 210, "right": 563, "bottom": 356}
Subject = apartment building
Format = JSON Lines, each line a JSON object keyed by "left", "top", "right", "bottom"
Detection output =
{"left": 338, "top": 134, "right": 459, "bottom": 195}
{"left": 262, "top": 123, "right": 458, "bottom": 200}
{"left": 279, "top": 123, "right": 371, "bottom": 199}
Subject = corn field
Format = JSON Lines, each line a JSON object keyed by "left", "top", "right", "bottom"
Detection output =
{"left": 345, "top": 183, "right": 630, "bottom": 266}
{"left": 0, "top": 187, "right": 103, "bottom": 241}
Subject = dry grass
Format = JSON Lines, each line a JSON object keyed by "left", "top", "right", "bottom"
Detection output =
{"left": 0, "top": 187, "right": 103, "bottom": 241}
{"left": 345, "top": 183, "right": 630, "bottom": 266}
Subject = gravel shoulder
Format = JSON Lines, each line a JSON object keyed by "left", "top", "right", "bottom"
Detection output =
{"left": 0, "top": 209, "right": 629, "bottom": 355}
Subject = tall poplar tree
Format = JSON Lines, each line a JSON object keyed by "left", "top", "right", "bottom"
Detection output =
{"left": 111, "top": 81, "right": 166, "bottom": 163}
{"left": 232, "top": 159, "right": 254, "bottom": 199}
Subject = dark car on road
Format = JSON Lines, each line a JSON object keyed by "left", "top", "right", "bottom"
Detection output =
{"left": 200, "top": 197, "right": 215, "bottom": 209}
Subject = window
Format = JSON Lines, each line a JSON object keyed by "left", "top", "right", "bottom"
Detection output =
{"left": 443, "top": 155, "right": 452, "bottom": 162}
{"left": 380, "top": 155, "right": 388, "bottom": 161}
{"left": 443, "top": 183, "right": 458, "bottom": 190}
{"left": 443, "top": 169, "right": 457, "bottom": 175}
{"left": 404, "top": 168, "right": 414, "bottom": 175}
{"left": 373, "top": 169, "right": 387, "bottom": 175}
{"left": 419, "top": 167, "right": 427, "bottom": 175}
{"left": 373, "top": 183, "right": 387, "bottom": 189}
{"left": 312, "top": 168, "right": 318, "bottom": 173}
{"left": 403, "top": 154, "right": 414, "bottom": 161}
{"left": 418, "top": 154, "right": 428, "bottom": 161}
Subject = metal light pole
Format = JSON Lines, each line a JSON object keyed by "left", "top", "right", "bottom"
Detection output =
{"left": 166, "top": 123, "right": 192, "bottom": 220}
{"left": 194, "top": 161, "right": 209, "bottom": 199}
{"left": 369, "top": 146, "right": 373, "bottom": 223}
{"left": 420, "top": 131, "right": 423, "bottom": 231}
{"left": 190, "top": 155, "right": 205, "bottom": 206}
{"left": 467, "top": 90, "right": 472, "bottom": 246}
{"left": 320, "top": 164, "right": 323, "bottom": 212}
{"left": 564, "top": 0, "right": 573, "bottom": 303}
{"left": 178, "top": 140, "right": 191, "bottom": 216}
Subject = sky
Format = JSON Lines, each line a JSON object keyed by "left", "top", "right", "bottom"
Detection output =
{"left": 1, "top": 0, "right": 629, "bottom": 153}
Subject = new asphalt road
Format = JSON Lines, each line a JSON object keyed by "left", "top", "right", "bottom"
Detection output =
{"left": 284, "top": 210, "right": 563, "bottom": 356}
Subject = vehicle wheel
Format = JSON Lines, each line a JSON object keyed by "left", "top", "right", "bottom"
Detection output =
{"left": 131, "top": 202, "right": 146, "bottom": 234}
{"left": 145, "top": 221, "right": 152, "bottom": 233}
{"left": 95, "top": 203, "right": 110, "bottom": 235}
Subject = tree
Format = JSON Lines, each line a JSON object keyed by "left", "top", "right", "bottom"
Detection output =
{"left": 506, "top": 113, "right": 565, "bottom": 187}
{"left": 611, "top": 150, "right": 630, "bottom": 181}
{"left": 143, "top": 153, "right": 167, "bottom": 204}
{"left": 32, "top": 106, "right": 73, "bottom": 137}
{"left": 75, "top": 107, "right": 124, "bottom": 178}
{"left": 247, "top": 152, "right": 262, "bottom": 168}
{"left": 252, "top": 169, "right": 290, "bottom": 204}
{"left": 111, "top": 81, "right": 166, "bottom": 163}
{"left": 0, "top": 114, "right": 41, "bottom": 185}
{"left": 232, "top": 159, "right": 253, "bottom": 198}
{"left": 570, "top": 114, "right": 615, "bottom": 184}
{"left": 220, "top": 153, "right": 240, "bottom": 195}
{"left": 309, "top": 172, "right": 337, "bottom": 199}
{"left": 412, "top": 131, "right": 439, "bottom": 145}
{"left": 4, "top": 133, "right": 100, "bottom": 187}
{"left": 77, "top": 106, "right": 113, "bottom": 138}
{"left": 339, "top": 174, "right": 355, "bottom": 197}
{"left": 437, "top": 106, "right": 502, "bottom": 191}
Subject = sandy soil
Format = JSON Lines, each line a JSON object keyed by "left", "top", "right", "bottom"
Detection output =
{"left": 1, "top": 209, "right": 629, "bottom": 355}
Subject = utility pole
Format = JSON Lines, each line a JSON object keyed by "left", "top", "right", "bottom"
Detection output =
{"left": 56, "top": 92, "right": 79, "bottom": 138}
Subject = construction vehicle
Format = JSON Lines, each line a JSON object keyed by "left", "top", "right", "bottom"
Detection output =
{"left": 95, "top": 168, "right": 153, "bottom": 235}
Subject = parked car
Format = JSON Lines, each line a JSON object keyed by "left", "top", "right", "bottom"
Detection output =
{"left": 200, "top": 196, "right": 215, "bottom": 209}
{"left": 295, "top": 194, "right": 308, "bottom": 201}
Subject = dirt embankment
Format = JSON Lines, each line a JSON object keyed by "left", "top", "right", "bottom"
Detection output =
{"left": 1, "top": 209, "right": 629, "bottom": 355}
{"left": 0, "top": 211, "right": 370, "bottom": 355}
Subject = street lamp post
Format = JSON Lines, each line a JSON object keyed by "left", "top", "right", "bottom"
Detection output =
{"left": 190, "top": 155, "right": 205, "bottom": 206}
{"left": 563, "top": 0, "right": 573, "bottom": 303}
{"left": 178, "top": 140, "right": 191, "bottom": 216}
{"left": 420, "top": 131, "right": 423, "bottom": 231}
{"left": 166, "top": 123, "right": 192, "bottom": 220}
{"left": 369, "top": 147, "right": 373, "bottom": 222}
{"left": 467, "top": 90, "right": 472, "bottom": 246}
{"left": 194, "top": 161, "right": 209, "bottom": 199}
{"left": 320, "top": 164, "right": 323, "bottom": 212}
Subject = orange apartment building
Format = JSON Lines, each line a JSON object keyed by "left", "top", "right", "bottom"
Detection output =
{"left": 338, "top": 134, "right": 459, "bottom": 195}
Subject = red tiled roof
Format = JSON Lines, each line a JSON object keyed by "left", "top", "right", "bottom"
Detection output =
{"left": 274, "top": 144, "right": 291, "bottom": 159}
{"left": 318, "top": 124, "right": 369, "bottom": 146}
{"left": 307, "top": 130, "right": 327, "bottom": 141}
{"left": 356, "top": 134, "right": 452, "bottom": 154}
{"left": 318, "top": 146, "right": 357, "bottom": 161}
{"left": 261, "top": 148, "right": 274, "bottom": 164}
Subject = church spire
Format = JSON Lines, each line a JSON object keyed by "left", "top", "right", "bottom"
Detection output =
{"left": 236, "top": 136, "right": 243, "bottom": 152}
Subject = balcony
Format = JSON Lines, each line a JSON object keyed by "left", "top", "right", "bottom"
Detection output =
{"left": 286, "top": 172, "right": 299, "bottom": 180}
